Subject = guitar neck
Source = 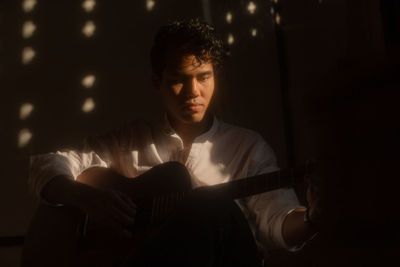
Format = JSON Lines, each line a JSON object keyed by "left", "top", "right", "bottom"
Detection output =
{"left": 208, "top": 166, "right": 306, "bottom": 200}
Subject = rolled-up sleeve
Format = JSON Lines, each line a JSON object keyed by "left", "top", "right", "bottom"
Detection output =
{"left": 28, "top": 120, "right": 151, "bottom": 199}
{"left": 27, "top": 126, "right": 126, "bottom": 198}
{"left": 28, "top": 150, "right": 109, "bottom": 198}
{"left": 243, "top": 138, "right": 304, "bottom": 250}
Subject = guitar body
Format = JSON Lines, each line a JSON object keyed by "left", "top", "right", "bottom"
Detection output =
{"left": 22, "top": 161, "right": 306, "bottom": 266}
{"left": 21, "top": 162, "right": 192, "bottom": 267}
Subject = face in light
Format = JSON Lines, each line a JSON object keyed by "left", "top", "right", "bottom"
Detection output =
{"left": 154, "top": 53, "right": 215, "bottom": 126}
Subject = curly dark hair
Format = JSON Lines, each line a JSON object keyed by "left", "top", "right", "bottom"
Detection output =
{"left": 150, "top": 18, "right": 228, "bottom": 77}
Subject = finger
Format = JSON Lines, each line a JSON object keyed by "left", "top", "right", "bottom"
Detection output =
{"left": 115, "top": 191, "right": 137, "bottom": 210}
{"left": 110, "top": 205, "right": 135, "bottom": 227}
{"left": 106, "top": 217, "right": 133, "bottom": 239}
{"left": 113, "top": 191, "right": 137, "bottom": 217}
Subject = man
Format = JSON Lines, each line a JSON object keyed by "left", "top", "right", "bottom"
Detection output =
{"left": 29, "top": 19, "right": 319, "bottom": 266}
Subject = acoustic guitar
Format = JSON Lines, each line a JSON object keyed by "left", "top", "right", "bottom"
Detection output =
{"left": 21, "top": 161, "right": 308, "bottom": 267}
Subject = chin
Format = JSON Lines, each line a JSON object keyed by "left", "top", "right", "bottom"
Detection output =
{"left": 181, "top": 113, "right": 206, "bottom": 124}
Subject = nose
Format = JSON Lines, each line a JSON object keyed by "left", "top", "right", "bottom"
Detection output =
{"left": 184, "top": 78, "right": 200, "bottom": 98}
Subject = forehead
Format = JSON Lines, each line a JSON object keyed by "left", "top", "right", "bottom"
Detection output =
{"left": 163, "top": 49, "right": 213, "bottom": 75}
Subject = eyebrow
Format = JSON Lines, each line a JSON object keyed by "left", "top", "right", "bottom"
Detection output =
{"left": 166, "top": 70, "right": 213, "bottom": 77}
{"left": 197, "top": 71, "right": 213, "bottom": 76}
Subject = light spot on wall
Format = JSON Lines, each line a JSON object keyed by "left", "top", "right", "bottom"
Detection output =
{"left": 22, "top": 0, "right": 37, "bottom": 13}
{"left": 82, "top": 21, "right": 96, "bottom": 37}
{"left": 275, "top": 13, "right": 281, "bottom": 25}
{"left": 82, "top": 97, "right": 95, "bottom": 113}
{"left": 82, "top": 0, "right": 96, "bottom": 12}
{"left": 318, "top": 0, "right": 323, "bottom": 3}
{"left": 20, "top": 103, "right": 34, "bottom": 120}
{"left": 146, "top": 0, "right": 155, "bottom": 11}
{"left": 22, "top": 46, "right": 36, "bottom": 65}
{"left": 227, "top": 34, "right": 234, "bottom": 45}
{"left": 226, "top": 12, "right": 233, "bottom": 24}
{"left": 250, "top": 28, "right": 257, "bottom": 37}
{"left": 270, "top": 6, "right": 275, "bottom": 16}
{"left": 22, "top": 21, "right": 37, "bottom": 39}
{"left": 18, "top": 128, "right": 33, "bottom": 148}
{"left": 81, "top": 74, "right": 96, "bottom": 88}
{"left": 247, "top": 1, "right": 256, "bottom": 15}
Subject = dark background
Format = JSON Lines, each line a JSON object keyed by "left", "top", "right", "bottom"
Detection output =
{"left": 0, "top": 0, "right": 399, "bottom": 266}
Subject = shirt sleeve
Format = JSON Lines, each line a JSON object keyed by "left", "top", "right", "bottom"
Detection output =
{"left": 28, "top": 128, "right": 125, "bottom": 199}
{"left": 242, "top": 136, "right": 304, "bottom": 251}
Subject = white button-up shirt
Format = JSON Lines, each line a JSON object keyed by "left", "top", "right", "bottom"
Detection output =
{"left": 29, "top": 116, "right": 302, "bottom": 251}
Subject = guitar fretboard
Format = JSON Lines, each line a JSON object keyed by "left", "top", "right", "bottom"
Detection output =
{"left": 208, "top": 166, "right": 307, "bottom": 200}
{"left": 150, "top": 166, "right": 307, "bottom": 223}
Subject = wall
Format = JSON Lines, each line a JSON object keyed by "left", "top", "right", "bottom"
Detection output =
{"left": 1, "top": 0, "right": 399, "bottom": 266}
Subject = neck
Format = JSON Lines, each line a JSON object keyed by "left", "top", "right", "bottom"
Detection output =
{"left": 168, "top": 114, "right": 213, "bottom": 148}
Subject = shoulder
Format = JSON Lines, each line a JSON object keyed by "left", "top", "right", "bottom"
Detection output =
{"left": 215, "top": 119, "right": 278, "bottom": 175}
{"left": 215, "top": 119, "right": 267, "bottom": 147}
{"left": 216, "top": 119, "right": 276, "bottom": 157}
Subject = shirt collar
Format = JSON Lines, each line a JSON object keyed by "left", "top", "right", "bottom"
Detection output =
{"left": 159, "top": 114, "right": 219, "bottom": 142}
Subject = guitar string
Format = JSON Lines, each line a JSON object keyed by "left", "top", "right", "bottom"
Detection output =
{"left": 150, "top": 170, "right": 298, "bottom": 224}
{"left": 150, "top": 169, "right": 302, "bottom": 224}
{"left": 151, "top": 193, "right": 178, "bottom": 224}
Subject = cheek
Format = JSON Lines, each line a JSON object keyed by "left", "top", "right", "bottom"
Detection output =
{"left": 170, "top": 84, "right": 183, "bottom": 96}
{"left": 204, "top": 82, "right": 215, "bottom": 103}
{"left": 163, "top": 87, "right": 181, "bottom": 107}
{"left": 161, "top": 83, "right": 181, "bottom": 99}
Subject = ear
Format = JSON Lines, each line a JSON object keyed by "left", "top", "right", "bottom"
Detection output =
{"left": 151, "top": 73, "right": 161, "bottom": 91}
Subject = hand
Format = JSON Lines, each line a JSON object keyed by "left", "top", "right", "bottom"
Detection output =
{"left": 306, "top": 180, "right": 324, "bottom": 227}
{"left": 77, "top": 185, "right": 137, "bottom": 238}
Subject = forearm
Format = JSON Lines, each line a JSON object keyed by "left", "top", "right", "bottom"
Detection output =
{"left": 40, "top": 175, "right": 91, "bottom": 208}
{"left": 29, "top": 150, "right": 110, "bottom": 201}
{"left": 281, "top": 208, "right": 318, "bottom": 248}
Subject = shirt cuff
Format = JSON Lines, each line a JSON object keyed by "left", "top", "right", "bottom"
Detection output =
{"left": 279, "top": 206, "right": 307, "bottom": 252}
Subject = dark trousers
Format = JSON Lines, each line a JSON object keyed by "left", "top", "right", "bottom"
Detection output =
{"left": 122, "top": 189, "right": 263, "bottom": 267}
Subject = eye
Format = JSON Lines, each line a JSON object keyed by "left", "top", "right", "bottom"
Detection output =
{"left": 198, "top": 74, "right": 211, "bottom": 82}
{"left": 167, "top": 79, "right": 178, "bottom": 84}
{"left": 166, "top": 77, "right": 182, "bottom": 85}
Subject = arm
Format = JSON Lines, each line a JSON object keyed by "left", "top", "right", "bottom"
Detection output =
{"left": 243, "top": 135, "right": 317, "bottom": 250}
{"left": 40, "top": 174, "right": 86, "bottom": 208}
{"left": 29, "top": 127, "right": 137, "bottom": 237}
{"left": 282, "top": 178, "right": 322, "bottom": 247}
{"left": 281, "top": 208, "right": 318, "bottom": 247}
{"left": 41, "top": 174, "right": 137, "bottom": 238}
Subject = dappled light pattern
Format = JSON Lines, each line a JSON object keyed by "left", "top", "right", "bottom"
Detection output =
{"left": 270, "top": 6, "right": 275, "bottom": 16}
{"left": 82, "top": 0, "right": 96, "bottom": 13}
{"left": 81, "top": 2, "right": 97, "bottom": 115}
{"left": 20, "top": 103, "right": 34, "bottom": 120}
{"left": 22, "top": 47, "right": 36, "bottom": 65}
{"left": 275, "top": 13, "right": 281, "bottom": 25}
{"left": 226, "top": 12, "right": 232, "bottom": 24}
{"left": 82, "top": 74, "right": 96, "bottom": 88}
{"left": 22, "top": 21, "right": 36, "bottom": 39}
{"left": 82, "top": 21, "right": 96, "bottom": 37}
{"left": 82, "top": 98, "right": 95, "bottom": 113}
{"left": 146, "top": 0, "right": 155, "bottom": 11}
{"left": 22, "top": 0, "right": 37, "bottom": 13}
{"left": 18, "top": 128, "right": 33, "bottom": 148}
{"left": 247, "top": 1, "right": 256, "bottom": 15}
{"left": 227, "top": 33, "right": 234, "bottom": 45}
{"left": 250, "top": 28, "right": 257, "bottom": 37}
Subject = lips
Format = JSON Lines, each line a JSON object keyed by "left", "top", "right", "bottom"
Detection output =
{"left": 182, "top": 103, "right": 203, "bottom": 112}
